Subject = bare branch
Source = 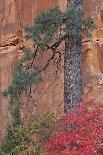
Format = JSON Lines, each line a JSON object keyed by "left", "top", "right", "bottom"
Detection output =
{"left": 50, "top": 34, "right": 67, "bottom": 50}
{"left": 39, "top": 49, "right": 56, "bottom": 72}
{"left": 39, "top": 34, "right": 67, "bottom": 72}
{"left": 27, "top": 86, "right": 38, "bottom": 106}
{"left": 30, "top": 45, "right": 39, "bottom": 68}
{"left": 20, "top": 34, "right": 66, "bottom": 105}
{"left": 55, "top": 51, "right": 62, "bottom": 68}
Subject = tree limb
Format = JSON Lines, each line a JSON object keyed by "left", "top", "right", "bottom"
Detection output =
{"left": 30, "top": 45, "right": 39, "bottom": 68}
{"left": 27, "top": 86, "right": 38, "bottom": 106}
{"left": 39, "top": 34, "right": 67, "bottom": 72}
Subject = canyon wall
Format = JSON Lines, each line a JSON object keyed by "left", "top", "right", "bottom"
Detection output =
{"left": 0, "top": 0, "right": 103, "bottom": 143}
{"left": 83, "top": 0, "right": 103, "bottom": 101}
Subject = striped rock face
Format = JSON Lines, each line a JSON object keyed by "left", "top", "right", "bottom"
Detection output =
{"left": 82, "top": 0, "right": 103, "bottom": 86}
{"left": 0, "top": 0, "right": 103, "bottom": 143}
{"left": 0, "top": 0, "right": 58, "bottom": 38}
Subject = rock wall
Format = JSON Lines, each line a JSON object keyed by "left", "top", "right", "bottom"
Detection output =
{"left": 0, "top": 46, "right": 19, "bottom": 143}
{"left": 83, "top": 0, "right": 103, "bottom": 83}
{"left": 82, "top": 0, "right": 103, "bottom": 106}
{"left": 0, "top": 0, "right": 58, "bottom": 38}
{"left": 0, "top": 0, "right": 103, "bottom": 143}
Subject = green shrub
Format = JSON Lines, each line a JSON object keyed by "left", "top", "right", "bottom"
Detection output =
{"left": 1, "top": 112, "right": 57, "bottom": 155}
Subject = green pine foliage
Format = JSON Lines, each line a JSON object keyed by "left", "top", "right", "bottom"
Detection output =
{"left": 25, "top": 6, "right": 63, "bottom": 50}
{"left": 65, "top": 9, "right": 94, "bottom": 39}
{"left": 20, "top": 47, "right": 33, "bottom": 63}
{"left": 25, "top": 7, "right": 94, "bottom": 49}
{"left": 3, "top": 47, "right": 41, "bottom": 100}
{"left": 3, "top": 6, "right": 94, "bottom": 105}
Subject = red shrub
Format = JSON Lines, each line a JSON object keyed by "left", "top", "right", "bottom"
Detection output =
{"left": 46, "top": 100, "right": 103, "bottom": 155}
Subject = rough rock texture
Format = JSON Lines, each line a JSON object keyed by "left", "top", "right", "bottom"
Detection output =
{"left": 0, "top": 0, "right": 103, "bottom": 143}
{"left": 0, "top": 46, "right": 19, "bottom": 143}
{"left": 0, "top": 0, "right": 58, "bottom": 38}
{"left": 82, "top": 0, "right": 103, "bottom": 102}
{"left": 83, "top": 0, "right": 103, "bottom": 84}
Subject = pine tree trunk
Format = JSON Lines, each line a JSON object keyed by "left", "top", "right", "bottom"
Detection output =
{"left": 64, "top": 0, "right": 83, "bottom": 111}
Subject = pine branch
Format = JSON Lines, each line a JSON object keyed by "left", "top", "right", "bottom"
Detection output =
{"left": 50, "top": 34, "right": 67, "bottom": 50}
{"left": 39, "top": 34, "right": 67, "bottom": 72}
{"left": 40, "top": 49, "right": 56, "bottom": 72}
{"left": 26, "top": 85, "right": 38, "bottom": 106}
{"left": 30, "top": 45, "right": 39, "bottom": 68}
{"left": 55, "top": 51, "right": 62, "bottom": 68}
{"left": 24, "top": 34, "right": 66, "bottom": 105}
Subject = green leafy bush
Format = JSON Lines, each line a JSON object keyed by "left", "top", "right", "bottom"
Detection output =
{"left": 1, "top": 113, "right": 57, "bottom": 155}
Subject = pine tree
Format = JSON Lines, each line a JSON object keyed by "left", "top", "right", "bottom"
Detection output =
{"left": 24, "top": 1, "right": 93, "bottom": 112}
{"left": 4, "top": 1, "right": 94, "bottom": 112}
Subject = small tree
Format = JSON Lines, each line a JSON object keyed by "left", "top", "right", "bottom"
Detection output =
{"left": 24, "top": 1, "right": 94, "bottom": 111}
{"left": 4, "top": 1, "right": 94, "bottom": 112}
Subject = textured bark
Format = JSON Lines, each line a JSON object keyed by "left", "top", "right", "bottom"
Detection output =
{"left": 67, "top": 0, "right": 83, "bottom": 12}
{"left": 64, "top": 0, "right": 83, "bottom": 111}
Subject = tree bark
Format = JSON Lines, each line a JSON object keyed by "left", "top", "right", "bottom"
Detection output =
{"left": 64, "top": 0, "right": 83, "bottom": 111}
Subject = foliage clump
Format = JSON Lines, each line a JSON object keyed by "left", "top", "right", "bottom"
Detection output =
{"left": 25, "top": 7, "right": 63, "bottom": 50}
{"left": 46, "top": 100, "right": 103, "bottom": 155}
{"left": 1, "top": 113, "right": 57, "bottom": 155}
{"left": 25, "top": 6, "right": 94, "bottom": 50}
{"left": 3, "top": 47, "right": 41, "bottom": 99}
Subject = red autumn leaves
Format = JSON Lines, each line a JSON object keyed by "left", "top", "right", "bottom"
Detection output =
{"left": 46, "top": 100, "right": 103, "bottom": 155}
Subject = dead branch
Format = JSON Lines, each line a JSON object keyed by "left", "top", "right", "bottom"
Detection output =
{"left": 30, "top": 45, "right": 39, "bottom": 68}
{"left": 39, "top": 34, "right": 67, "bottom": 72}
